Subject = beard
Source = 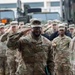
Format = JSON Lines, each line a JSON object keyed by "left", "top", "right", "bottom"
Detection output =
{"left": 32, "top": 31, "right": 41, "bottom": 37}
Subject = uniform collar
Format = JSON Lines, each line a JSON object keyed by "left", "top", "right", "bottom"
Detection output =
{"left": 58, "top": 35, "right": 66, "bottom": 39}
{"left": 29, "top": 34, "right": 43, "bottom": 44}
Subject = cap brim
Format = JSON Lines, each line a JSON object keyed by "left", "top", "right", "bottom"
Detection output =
{"left": 31, "top": 24, "right": 43, "bottom": 28}
{"left": 58, "top": 28, "right": 65, "bottom": 30}
{"left": 31, "top": 20, "right": 41, "bottom": 25}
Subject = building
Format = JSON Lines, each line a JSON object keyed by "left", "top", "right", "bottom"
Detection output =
{"left": 71, "top": 0, "right": 75, "bottom": 22}
{"left": 0, "top": 0, "right": 62, "bottom": 18}
{"left": 61, "top": 0, "right": 72, "bottom": 22}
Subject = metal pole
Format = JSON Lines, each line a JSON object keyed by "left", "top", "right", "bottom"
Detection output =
{"left": 60, "top": 0, "right": 63, "bottom": 20}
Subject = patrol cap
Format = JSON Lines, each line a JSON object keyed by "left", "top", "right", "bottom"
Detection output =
{"left": 0, "top": 23, "right": 5, "bottom": 25}
{"left": 58, "top": 23, "right": 65, "bottom": 31}
{"left": 0, "top": 26, "right": 5, "bottom": 28}
{"left": 52, "top": 23, "right": 58, "bottom": 26}
{"left": 0, "top": 23, "right": 5, "bottom": 28}
{"left": 47, "top": 20, "right": 52, "bottom": 24}
{"left": 52, "top": 19, "right": 61, "bottom": 24}
{"left": 10, "top": 21, "right": 18, "bottom": 26}
{"left": 69, "top": 24, "right": 75, "bottom": 29}
{"left": 31, "top": 18, "right": 43, "bottom": 28}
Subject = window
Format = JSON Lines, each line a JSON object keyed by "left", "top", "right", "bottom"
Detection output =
{"left": 32, "top": 13, "right": 46, "bottom": 21}
{"left": 0, "top": 10, "right": 15, "bottom": 20}
{"left": 31, "top": 12, "right": 60, "bottom": 22}
{"left": 51, "top": 1, "right": 60, "bottom": 6}
{"left": 47, "top": 12, "right": 60, "bottom": 20}
{"left": 0, "top": 3, "right": 16, "bottom": 8}
{"left": 24, "top": 2, "right": 44, "bottom": 8}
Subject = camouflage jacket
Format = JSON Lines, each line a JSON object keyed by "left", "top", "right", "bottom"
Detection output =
{"left": 7, "top": 33, "right": 54, "bottom": 75}
{"left": 52, "top": 35, "right": 71, "bottom": 64}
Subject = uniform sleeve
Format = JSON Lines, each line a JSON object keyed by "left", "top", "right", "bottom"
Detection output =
{"left": 7, "top": 32, "right": 23, "bottom": 50}
{"left": 69, "top": 38, "right": 75, "bottom": 51}
{"left": 47, "top": 45, "right": 55, "bottom": 75}
{"left": 1, "top": 33, "right": 9, "bottom": 42}
{"left": 69, "top": 38, "right": 75, "bottom": 63}
{"left": 52, "top": 38, "right": 57, "bottom": 45}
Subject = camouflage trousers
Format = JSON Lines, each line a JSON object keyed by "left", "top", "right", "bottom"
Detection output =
{"left": 15, "top": 61, "right": 26, "bottom": 75}
{"left": 16, "top": 63, "right": 47, "bottom": 75}
{"left": 7, "top": 56, "right": 16, "bottom": 75}
{"left": 6, "top": 49, "right": 18, "bottom": 75}
{"left": 55, "top": 63, "right": 72, "bottom": 75}
{"left": 0, "top": 56, "right": 8, "bottom": 75}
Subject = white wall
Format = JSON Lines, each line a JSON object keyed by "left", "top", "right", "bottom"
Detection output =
{"left": 0, "top": 0, "right": 17, "bottom": 3}
{"left": 0, "top": 0, "right": 60, "bottom": 3}
{"left": 0, "top": 0, "right": 62, "bottom": 18}
{"left": 0, "top": 0, "right": 44, "bottom": 3}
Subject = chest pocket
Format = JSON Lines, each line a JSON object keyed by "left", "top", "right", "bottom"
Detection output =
{"left": 20, "top": 40, "right": 49, "bottom": 56}
{"left": 56, "top": 39, "right": 70, "bottom": 51}
{"left": 29, "top": 41, "right": 49, "bottom": 54}
{"left": 30, "top": 42, "right": 45, "bottom": 53}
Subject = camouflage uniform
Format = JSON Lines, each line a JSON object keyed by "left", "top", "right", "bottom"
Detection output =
{"left": 45, "top": 28, "right": 54, "bottom": 36}
{"left": 15, "top": 59, "right": 26, "bottom": 75}
{"left": 69, "top": 24, "right": 75, "bottom": 38}
{"left": 0, "top": 25, "right": 8, "bottom": 75}
{"left": 14, "top": 49, "right": 26, "bottom": 75}
{"left": 70, "top": 30, "right": 75, "bottom": 38}
{"left": 1, "top": 32, "right": 18, "bottom": 75}
{"left": 7, "top": 33, "right": 54, "bottom": 75}
{"left": 69, "top": 37, "right": 75, "bottom": 74}
{"left": 0, "top": 23, "right": 5, "bottom": 36}
{"left": 52, "top": 35, "right": 72, "bottom": 75}
{"left": 45, "top": 23, "right": 58, "bottom": 36}
{"left": 0, "top": 39, "right": 7, "bottom": 75}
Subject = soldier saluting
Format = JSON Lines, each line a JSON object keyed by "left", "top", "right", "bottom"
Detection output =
{"left": 7, "top": 18, "right": 54, "bottom": 75}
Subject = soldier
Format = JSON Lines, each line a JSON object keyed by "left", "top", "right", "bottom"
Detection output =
{"left": 0, "top": 23, "right": 8, "bottom": 75}
{"left": 0, "top": 24, "right": 8, "bottom": 75}
{"left": 69, "top": 24, "right": 75, "bottom": 38}
{"left": 1, "top": 21, "right": 19, "bottom": 75}
{"left": 0, "top": 38, "right": 7, "bottom": 75}
{"left": 7, "top": 19, "right": 54, "bottom": 75}
{"left": 45, "top": 19, "right": 61, "bottom": 34}
{"left": 52, "top": 24, "right": 72, "bottom": 75}
{"left": 69, "top": 36, "right": 75, "bottom": 74}
{"left": 0, "top": 37, "right": 7, "bottom": 75}
{"left": 43, "top": 20, "right": 52, "bottom": 34}
{"left": 45, "top": 22, "right": 58, "bottom": 36}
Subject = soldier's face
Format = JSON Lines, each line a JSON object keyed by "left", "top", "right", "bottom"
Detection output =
{"left": 58, "top": 29, "right": 65, "bottom": 36}
{"left": 69, "top": 28, "right": 74, "bottom": 33}
{"left": 52, "top": 25, "right": 58, "bottom": 30}
{"left": 12, "top": 26, "right": 17, "bottom": 32}
{"left": 32, "top": 27, "right": 42, "bottom": 37}
{"left": 0, "top": 27, "right": 4, "bottom": 33}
